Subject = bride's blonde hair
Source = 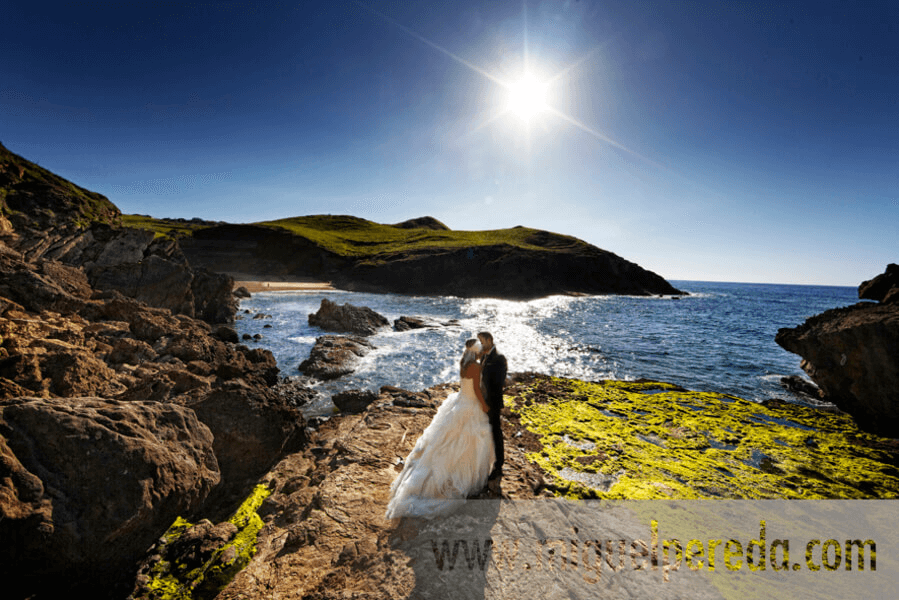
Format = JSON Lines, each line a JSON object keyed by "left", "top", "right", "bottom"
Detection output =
{"left": 459, "top": 338, "right": 481, "bottom": 378}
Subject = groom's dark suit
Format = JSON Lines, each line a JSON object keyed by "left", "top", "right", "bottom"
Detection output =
{"left": 480, "top": 346, "right": 508, "bottom": 477}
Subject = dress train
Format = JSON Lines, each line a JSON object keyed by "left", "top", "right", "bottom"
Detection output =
{"left": 385, "top": 377, "right": 495, "bottom": 519}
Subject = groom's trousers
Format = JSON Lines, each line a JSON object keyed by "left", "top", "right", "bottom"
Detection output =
{"left": 487, "top": 406, "right": 504, "bottom": 472}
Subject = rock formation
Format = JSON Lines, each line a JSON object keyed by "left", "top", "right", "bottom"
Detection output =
{"left": 0, "top": 144, "right": 236, "bottom": 322}
{"left": 0, "top": 144, "right": 308, "bottom": 596}
{"left": 331, "top": 388, "right": 379, "bottom": 413}
{"left": 335, "top": 236, "right": 684, "bottom": 299}
{"left": 176, "top": 218, "right": 686, "bottom": 300}
{"left": 298, "top": 335, "right": 374, "bottom": 380}
{"left": 0, "top": 241, "right": 307, "bottom": 595}
{"left": 0, "top": 141, "right": 120, "bottom": 235}
{"left": 776, "top": 265, "right": 899, "bottom": 437}
{"left": 859, "top": 262, "right": 899, "bottom": 303}
{"left": 393, "top": 315, "right": 457, "bottom": 331}
{"left": 185, "top": 375, "right": 898, "bottom": 598}
{"left": 308, "top": 298, "right": 389, "bottom": 336}
{"left": 0, "top": 396, "right": 220, "bottom": 596}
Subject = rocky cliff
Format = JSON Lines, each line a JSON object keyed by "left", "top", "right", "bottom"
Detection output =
{"left": 776, "top": 265, "right": 899, "bottom": 437}
{"left": 0, "top": 144, "right": 237, "bottom": 322}
{"left": 176, "top": 219, "right": 685, "bottom": 299}
{"left": 0, "top": 144, "right": 304, "bottom": 597}
{"left": 0, "top": 239, "right": 306, "bottom": 597}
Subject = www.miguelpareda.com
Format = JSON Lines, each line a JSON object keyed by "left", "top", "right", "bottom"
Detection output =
{"left": 427, "top": 520, "right": 876, "bottom": 583}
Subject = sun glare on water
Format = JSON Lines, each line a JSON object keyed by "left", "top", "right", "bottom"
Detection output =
{"left": 507, "top": 72, "right": 548, "bottom": 121}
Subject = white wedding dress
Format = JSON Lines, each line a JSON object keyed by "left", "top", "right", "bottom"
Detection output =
{"left": 385, "top": 376, "right": 496, "bottom": 519}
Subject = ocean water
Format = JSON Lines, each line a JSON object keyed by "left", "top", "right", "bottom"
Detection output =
{"left": 233, "top": 281, "right": 860, "bottom": 416}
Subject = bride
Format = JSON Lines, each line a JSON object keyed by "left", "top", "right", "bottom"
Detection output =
{"left": 385, "top": 339, "right": 496, "bottom": 519}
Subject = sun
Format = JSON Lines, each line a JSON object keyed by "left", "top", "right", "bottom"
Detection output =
{"left": 507, "top": 72, "right": 548, "bottom": 121}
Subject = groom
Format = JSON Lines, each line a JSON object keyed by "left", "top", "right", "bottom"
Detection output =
{"left": 478, "top": 331, "right": 507, "bottom": 482}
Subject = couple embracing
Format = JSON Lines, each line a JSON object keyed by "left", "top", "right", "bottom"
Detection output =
{"left": 385, "top": 332, "right": 508, "bottom": 519}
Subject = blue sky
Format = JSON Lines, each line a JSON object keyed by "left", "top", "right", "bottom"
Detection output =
{"left": 2, "top": 1, "right": 896, "bottom": 285}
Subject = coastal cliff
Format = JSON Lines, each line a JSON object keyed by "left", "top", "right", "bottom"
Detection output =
{"left": 0, "top": 144, "right": 303, "bottom": 596}
{"left": 162, "top": 216, "right": 685, "bottom": 299}
{"left": 776, "top": 264, "right": 899, "bottom": 437}
{"left": 0, "top": 144, "right": 237, "bottom": 322}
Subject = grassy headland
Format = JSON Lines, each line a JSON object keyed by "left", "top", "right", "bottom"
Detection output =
{"left": 122, "top": 214, "right": 217, "bottom": 239}
{"left": 123, "top": 213, "right": 685, "bottom": 298}
{"left": 125, "top": 213, "right": 587, "bottom": 258}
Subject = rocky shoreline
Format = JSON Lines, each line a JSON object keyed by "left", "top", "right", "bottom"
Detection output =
{"left": 3, "top": 142, "right": 898, "bottom": 597}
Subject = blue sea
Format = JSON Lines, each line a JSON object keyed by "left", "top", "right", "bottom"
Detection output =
{"left": 233, "top": 281, "right": 860, "bottom": 416}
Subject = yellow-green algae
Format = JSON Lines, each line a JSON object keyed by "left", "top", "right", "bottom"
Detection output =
{"left": 138, "top": 484, "right": 271, "bottom": 600}
{"left": 507, "top": 375, "right": 899, "bottom": 499}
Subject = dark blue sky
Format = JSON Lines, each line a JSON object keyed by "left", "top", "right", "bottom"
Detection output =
{"left": 2, "top": 1, "right": 896, "bottom": 284}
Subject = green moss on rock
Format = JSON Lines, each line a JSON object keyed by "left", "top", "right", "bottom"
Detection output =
{"left": 133, "top": 484, "right": 271, "bottom": 600}
{"left": 506, "top": 375, "right": 899, "bottom": 499}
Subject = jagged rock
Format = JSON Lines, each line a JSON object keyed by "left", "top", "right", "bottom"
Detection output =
{"left": 88, "top": 254, "right": 197, "bottom": 317}
{"left": 107, "top": 336, "right": 157, "bottom": 365}
{"left": 129, "top": 485, "right": 270, "bottom": 599}
{"left": 38, "top": 346, "right": 119, "bottom": 397}
{"left": 776, "top": 268, "right": 899, "bottom": 437}
{"left": 859, "top": 263, "right": 899, "bottom": 304}
{"left": 393, "top": 315, "right": 442, "bottom": 331}
{"left": 332, "top": 389, "right": 379, "bottom": 413}
{"left": 1, "top": 143, "right": 237, "bottom": 323}
{"left": 187, "top": 385, "right": 305, "bottom": 495}
{"left": 214, "top": 325, "right": 240, "bottom": 343}
{"left": 84, "top": 227, "right": 156, "bottom": 267}
{"left": 298, "top": 335, "right": 374, "bottom": 380}
{"left": 0, "top": 397, "right": 220, "bottom": 596}
{"left": 271, "top": 377, "right": 320, "bottom": 407}
{"left": 780, "top": 375, "right": 822, "bottom": 400}
{"left": 0, "top": 251, "right": 93, "bottom": 315}
{"left": 234, "top": 286, "right": 251, "bottom": 298}
{"left": 190, "top": 267, "right": 237, "bottom": 323}
{"left": 0, "top": 234, "right": 302, "bottom": 597}
{"left": 308, "top": 298, "right": 388, "bottom": 336}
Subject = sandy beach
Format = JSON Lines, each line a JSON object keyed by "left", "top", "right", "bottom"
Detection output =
{"left": 229, "top": 272, "right": 336, "bottom": 293}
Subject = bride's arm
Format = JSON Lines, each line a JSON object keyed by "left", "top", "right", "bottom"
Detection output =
{"left": 468, "top": 364, "right": 489, "bottom": 413}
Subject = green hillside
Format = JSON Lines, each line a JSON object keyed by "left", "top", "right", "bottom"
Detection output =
{"left": 0, "top": 142, "right": 120, "bottom": 230}
{"left": 122, "top": 214, "right": 216, "bottom": 239}
{"left": 257, "top": 215, "right": 586, "bottom": 258}
{"left": 123, "top": 213, "right": 590, "bottom": 259}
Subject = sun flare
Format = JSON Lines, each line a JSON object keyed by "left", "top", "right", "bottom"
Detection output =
{"left": 507, "top": 72, "right": 548, "bottom": 121}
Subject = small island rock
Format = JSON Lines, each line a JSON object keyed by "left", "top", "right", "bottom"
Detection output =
{"left": 308, "top": 298, "right": 388, "bottom": 336}
{"left": 298, "top": 335, "right": 374, "bottom": 380}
